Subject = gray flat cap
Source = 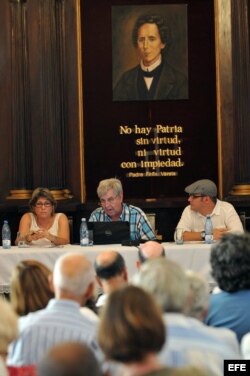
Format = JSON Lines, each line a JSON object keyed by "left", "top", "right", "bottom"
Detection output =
{"left": 185, "top": 179, "right": 217, "bottom": 197}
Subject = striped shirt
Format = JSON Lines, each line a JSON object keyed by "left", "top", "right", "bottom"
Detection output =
{"left": 7, "top": 299, "right": 102, "bottom": 366}
{"left": 158, "top": 313, "right": 241, "bottom": 376}
{"left": 89, "top": 203, "right": 156, "bottom": 241}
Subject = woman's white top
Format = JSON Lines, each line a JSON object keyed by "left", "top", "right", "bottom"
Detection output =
{"left": 29, "top": 212, "right": 61, "bottom": 246}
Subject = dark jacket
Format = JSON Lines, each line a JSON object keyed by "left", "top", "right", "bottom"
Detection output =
{"left": 113, "top": 59, "right": 188, "bottom": 101}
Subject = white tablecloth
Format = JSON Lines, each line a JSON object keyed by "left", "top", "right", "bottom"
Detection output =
{"left": 0, "top": 242, "right": 214, "bottom": 293}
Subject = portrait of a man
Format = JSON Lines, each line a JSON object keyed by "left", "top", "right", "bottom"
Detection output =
{"left": 112, "top": 5, "right": 188, "bottom": 101}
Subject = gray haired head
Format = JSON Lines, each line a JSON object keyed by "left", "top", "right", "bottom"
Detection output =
{"left": 133, "top": 258, "right": 189, "bottom": 313}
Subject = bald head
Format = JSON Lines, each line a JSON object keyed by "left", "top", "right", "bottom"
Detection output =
{"left": 38, "top": 342, "right": 101, "bottom": 376}
{"left": 94, "top": 250, "right": 126, "bottom": 280}
{"left": 138, "top": 241, "right": 165, "bottom": 263}
{"left": 53, "top": 253, "right": 95, "bottom": 297}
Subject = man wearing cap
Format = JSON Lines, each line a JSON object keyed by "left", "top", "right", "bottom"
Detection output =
{"left": 177, "top": 179, "right": 244, "bottom": 241}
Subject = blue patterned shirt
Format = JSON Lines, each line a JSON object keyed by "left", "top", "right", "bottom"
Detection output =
{"left": 89, "top": 203, "right": 156, "bottom": 241}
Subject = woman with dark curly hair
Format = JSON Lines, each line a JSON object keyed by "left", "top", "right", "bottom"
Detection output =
{"left": 205, "top": 233, "right": 250, "bottom": 342}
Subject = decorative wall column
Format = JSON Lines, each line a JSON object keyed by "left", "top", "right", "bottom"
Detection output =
{"left": 8, "top": 0, "right": 71, "bottom": 200}
{"left": 230, "top": 0, "right": 250, "bottom": 195}
{"left": 8, "top": 0, "right": 33, "bottom": 199}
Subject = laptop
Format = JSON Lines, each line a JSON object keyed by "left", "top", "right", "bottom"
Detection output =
{"left": 88, "top": 221, "right": 130, "bottom": 245}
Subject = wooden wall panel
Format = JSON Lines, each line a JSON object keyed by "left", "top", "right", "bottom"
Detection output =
{"left": 216, "top": 0, "right": 250, "bottom": 199}
{"left": 0, "top": 0, "right": 84, "bottom": 202}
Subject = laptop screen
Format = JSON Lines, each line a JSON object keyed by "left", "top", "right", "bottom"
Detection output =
{"left": 88, "top": 221, "right": 130, "bottom": 245}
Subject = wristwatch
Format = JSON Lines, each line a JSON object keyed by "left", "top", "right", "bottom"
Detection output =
{"left": 200, "top": 231, "right": 206, "bottom": 240}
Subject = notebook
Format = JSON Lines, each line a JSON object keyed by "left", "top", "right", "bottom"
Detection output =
{"left": 88, "top": 221, "right": 130, "bottom": 245}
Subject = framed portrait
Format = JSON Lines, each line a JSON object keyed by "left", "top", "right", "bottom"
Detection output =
{"left": 81, "top": 0, "right": 218, "bottom": 200}
{"left": 112, "top": 4, "right": 188, "bottom": 101}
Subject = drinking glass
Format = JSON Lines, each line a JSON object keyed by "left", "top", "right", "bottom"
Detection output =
{"left": 174, "top": 228, "right": 184, "bottom": 245}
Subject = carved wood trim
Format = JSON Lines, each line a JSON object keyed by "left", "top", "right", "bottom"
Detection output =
{"left": 215, "top": 0, "right": 250, "bottom": 199}
{"left": 5, "top": 0, "right": 84, "bottom": 201}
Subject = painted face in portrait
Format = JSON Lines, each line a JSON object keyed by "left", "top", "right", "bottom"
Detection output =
{"left": 99, "top": 189, "right": 123, "bottom": 220}
{"left": 137, "top": 23, "right": 166, "bottom": 66}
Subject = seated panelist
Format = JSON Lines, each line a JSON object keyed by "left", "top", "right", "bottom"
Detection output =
{"left": 177, "top": 179, "right": 244, "bottom": 241}
{"left": 16, "top": 187, "right": 70, "bottom": 246}
{"left": 89, "top": 178, "right": 156, "bottom": 241}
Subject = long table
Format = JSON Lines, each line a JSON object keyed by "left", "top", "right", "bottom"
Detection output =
{"left": 0, "top": 242, "right": 214, "bottom": 293}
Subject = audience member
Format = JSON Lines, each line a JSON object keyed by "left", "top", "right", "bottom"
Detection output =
{"left": 185, "top": 270, "right": 210, "bottom": 321}
{"left": 205, "top": 233, "right": 250, "bottom": 342}
{"left": 16, "top": 187, "right": 70, "bottom": 246}
{"left": 7, "top": 252, "right": 102, "bottom": 366}
{"left": 241, "top": 333, "right": 250, "bottom": 359}
{"left": 186, "top": 270, "right": 240, "bottom": 354}
{"left": 98, "top": 285, "right": 206, "bottom": 376}
{"left": 89, "top": 178, "right": 156, "bottom": 241}
{"left": 80, "top": 297, "right": 99, "bottom": 322}
{"left": 10, "top": 260, "right": 54, "bottom": 316}
{"left": 177, "top": 179, "right": 243, "bottom": 241}
{"left": 133, "top": 258, "right": 240, "bottom": 375}
{"left": 37, "top": 342, "right": 101, "bottom": 376}
{"left": 0, "top": 298, "right": 18, "bottom": 376}
{"left": 137, "top": 240, "right": 165, "bottom": 265}
{"left": 94, "top": 250, "right": 128, "bottom": 311}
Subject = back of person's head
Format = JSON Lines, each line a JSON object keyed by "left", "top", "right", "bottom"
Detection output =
{"left": 211, "top": 233, "right": 250, "bottom": 292}
{"left": 0, "top": 298, "right": 18, "bottom": 357}
{"left": 98, "top": 285, "right": 165, "bottom": 363}
{"left": 97, "top": 178, "right": 123, "bottom": 198}
{"left": 185, "top": 270, "right": 210, "bottom": 320}
{"left": 53, "top": 252, "right": 95, "bottom": 297}
{"left": 133, "top": 258, "right": 189, "bottom": 313}
{"left": 138, "top": 241, "right": 165, "bottom": 264}
{"left": 10, "top": 260, "right": 54, "bottom": 316}
{"left": 37, "top": 342, "right": 101, "bottom": 376}
{"left": 94, "top": 250, "right": 126, "bottom": 280}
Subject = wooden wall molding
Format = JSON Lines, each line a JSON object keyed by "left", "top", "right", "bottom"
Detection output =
{"left": 215, "top": 0, "right": 250, "bottom": 198}
{"left": 0, "top": 0, "right": 84, "bottom": 201}
{"left": 230, "top": 0, "right": 250, "bottom": 195}
{"left": 1, "top": 0, "right": 250, "bottom": 203}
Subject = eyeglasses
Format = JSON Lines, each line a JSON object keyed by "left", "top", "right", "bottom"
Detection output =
{"left": 35, "top": 202, "right": 52, "bottom": 208}
{"left": 99, "top": 196, "right": 117, "bottom": 206}
{"left": 189, "top": 195, "right": 205, "bottom": 199}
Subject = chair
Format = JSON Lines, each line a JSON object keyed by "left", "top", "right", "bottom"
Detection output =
{"left": 146, "top": 213, "right": 156, "bottom": 232}
{"left": 7, "top": 365, "right": 37, "bottom": 376}
{"left": 67, "top": 215, "right": 74, "bottom": 243}
{"left": 239, "top": 211, "right": 250, "bottom": 231}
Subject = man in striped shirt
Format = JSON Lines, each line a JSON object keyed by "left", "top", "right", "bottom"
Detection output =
{"left": 7, "top": 253, "right": 102, "bottom": 366}
{"left": 89, "top": 178, "right": 156, "bottom": 241}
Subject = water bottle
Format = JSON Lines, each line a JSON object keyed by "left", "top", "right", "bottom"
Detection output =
{"left": 204, "top": 215, "right": 213, "bottom": 244}
{"left": 2, "top": 220, "right": 11, "bottom": 249}
{"left": 80, "top": 218, "right": 89, "bottom": 246}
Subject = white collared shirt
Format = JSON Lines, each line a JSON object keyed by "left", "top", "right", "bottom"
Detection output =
{"left": 177, "top": 199, "right": 244, "bottom": 233}
{"left": 140, "top": 56, "right": 162, "bottom": 90}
